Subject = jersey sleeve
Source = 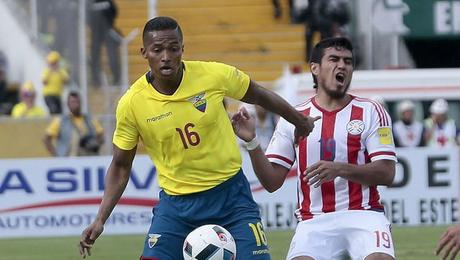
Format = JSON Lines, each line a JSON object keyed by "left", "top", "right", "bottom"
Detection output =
{"left": 46, "top": 117, "right": 61, "bottom": 137}
{"left": 60, "top": 68, "right": 69, "bottom": 82}
{"left": 112, "top": 94, "right": 139, "bottom": 150}
{"left": 11, "top": 103, "right": 23, "bottom": 118}
{"left": 91, "top": 118, "right": 104, "bottom": 135}
{"left": 265, "top": 118, "right": 296, "bottom": 169}
{"left": 42, "top": 68, "right": 50, "bottom": 82}
{"left": 365, "top": 104, "right": 397, "bottom": 162}
{"left": 217, "top": 63, "right": 250, "bottom": 100}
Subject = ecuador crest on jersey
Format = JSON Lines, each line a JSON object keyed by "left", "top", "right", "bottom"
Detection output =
{"left": 148, "top": 234, "right": 161, "bottom": 248}
{"left": 187, "top": 92, "right": 207, "bottom": 112}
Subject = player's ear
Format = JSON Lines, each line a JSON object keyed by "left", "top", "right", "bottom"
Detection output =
{"left": 310, "top": 63, "right": 319, "bottom": 77}
{"left": 141, "top": 47, "right": 147, "bottom": 59}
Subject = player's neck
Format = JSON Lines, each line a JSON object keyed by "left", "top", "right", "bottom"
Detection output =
{"left": 151, "top": 68, "right": 184, "bottom": 95}
{"left": 314, "top": 93, "right": 352, "bottom": 112}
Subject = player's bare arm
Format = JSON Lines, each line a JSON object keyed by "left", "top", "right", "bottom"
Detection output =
{"left": 232, "top": 107, "right": 289, "bottom": 192}
{"left": 436, "top": 224, "right": 460, "bottom": 260}
{"left": 78, "top": 145, "right": 136, "bottom": 258}
{"left": 304, "top": 159, "right": 395, "bottom": 188}
{"left": 241, "top": 80, "right": 320, "bottom": 141}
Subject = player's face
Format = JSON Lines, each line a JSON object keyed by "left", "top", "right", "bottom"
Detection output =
{"left": 141, "top": 29, "right": 184, "bottom": 82}
{"left": 312, "top": 47, "right": 353, "bottom": 99}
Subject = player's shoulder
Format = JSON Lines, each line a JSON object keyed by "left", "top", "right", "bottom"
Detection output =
{"left": 118, "top": 72, "right": 150, "bottom": 107}
{"left": 49, "top": 115, "right": 62, "bottom": 125}
{"left": 42, "top": 67, "right": 51, "bottom": 74}
{"left": 294, "top": 97, "right": 314, "bottom": 112}
{"left": 351, "top": 95, "right": 386, "bottom": 111}
{"left": 184, "top": 60, "right": 235, "bottom": 74}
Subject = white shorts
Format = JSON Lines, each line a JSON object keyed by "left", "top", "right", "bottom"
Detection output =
{"left": 286, "top": 210, "right": 395, "bottom": 260}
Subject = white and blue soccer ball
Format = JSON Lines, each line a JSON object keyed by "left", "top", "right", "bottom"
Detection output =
{"left": 183, "top": 224, "right": 236, "bottom": 260}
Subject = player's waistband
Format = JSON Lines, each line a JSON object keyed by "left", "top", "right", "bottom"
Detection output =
{"left": 162, "top": 169, "right": 245, "bottom": 198}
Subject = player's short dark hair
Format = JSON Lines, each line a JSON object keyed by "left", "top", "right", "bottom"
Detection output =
{"left": 142, "top": 16, "right": 183, "bottom": 43}
{"left": 310, "top": 37, "right": 354, "bottom": 88}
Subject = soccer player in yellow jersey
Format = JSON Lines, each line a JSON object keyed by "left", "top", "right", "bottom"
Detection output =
{"left": 79, "top": 16, "right": 317, "bottom": 259}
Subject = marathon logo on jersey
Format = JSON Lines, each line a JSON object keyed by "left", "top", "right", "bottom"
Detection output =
{"left": 187, "top": 92, "right": 207, "bottom": 112}
{"left": 346, "top": 120, "right": 365, "bottom": 135}
{"left": 378, "top": 127, "right": 394, "bottom": 145}
{"left": 148, "top": 234, "right": 161, "bottom": 248}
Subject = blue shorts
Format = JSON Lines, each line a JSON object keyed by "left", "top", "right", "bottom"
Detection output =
{"left": 140, "top": 169, "right": 271, "bottom": 260}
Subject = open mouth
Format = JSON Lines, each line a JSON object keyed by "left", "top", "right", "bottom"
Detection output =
{"left": 160, "top": 66, "right": 173, "bottom": 75}
{"left": 335, "top": 73, "right": 345, "bottom": 84}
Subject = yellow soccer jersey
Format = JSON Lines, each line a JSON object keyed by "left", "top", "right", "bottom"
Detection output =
{"left": 46, "top": 116, "right": 104, "bottom": 137}
{"left": 42, "top": 68, "right": 69, "bottom": 96}
{"left": 113, "top": 61, "right": 250, "bottom": 195}
{"left": 11, "top": 102, "right": 46, "bottom": 118}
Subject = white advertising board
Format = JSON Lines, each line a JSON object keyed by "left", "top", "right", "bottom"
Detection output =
{"left": 243, "top": 147, "right": 460, "bottom": 228}
{"left": 0, "top": 156, "right": 159, "bottom": 238}
{"left": 1, "top": 147, "right": 459, "bottom": 238}
{"left": 379, "top": 147, "right": 460, "bottom": 226}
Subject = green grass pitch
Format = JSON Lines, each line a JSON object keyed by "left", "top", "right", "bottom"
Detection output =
{"left": 0, "top": 225, "right": 447, "bottom": 259}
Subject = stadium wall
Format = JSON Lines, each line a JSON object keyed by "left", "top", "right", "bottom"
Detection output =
{"left": 276, "top": 68, "right": 460, "bottom": 104}
{"left": 0, "top": 118, "right": 51, "bottom": 158}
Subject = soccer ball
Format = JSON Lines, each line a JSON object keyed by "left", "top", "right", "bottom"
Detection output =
{"left": 183, "top": 224, "right": 236, "bottom": 260}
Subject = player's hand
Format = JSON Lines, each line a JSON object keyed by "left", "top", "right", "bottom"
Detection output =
{"left": 231, "top": 107, "right": 256, "bottom": 142}
{"left": 303, "top": 161, "right": 340, "bottom": 188}
{"left": 78, "top": 221, "right": 104, "bottom": 258}
{"left": 435, "top": 224, "right": 460, "bottom": 260}
{"left": 294, "top": 114, "right": 321, "bottom": 144}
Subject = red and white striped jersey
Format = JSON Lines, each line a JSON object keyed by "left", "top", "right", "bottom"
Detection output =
{"left": 266, "top": 95, "right": 397, "bottom": 221}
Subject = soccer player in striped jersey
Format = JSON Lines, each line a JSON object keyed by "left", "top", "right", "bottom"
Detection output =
{"left": 232, "top": 37, "right": 397, "bottom": 260}
{"left": 78, "top": 16, "right": 318, "bottom": 260}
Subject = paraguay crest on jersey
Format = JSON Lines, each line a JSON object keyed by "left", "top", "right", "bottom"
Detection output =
{"left": 188, "top": 92, "right": 207, "bottom": 112}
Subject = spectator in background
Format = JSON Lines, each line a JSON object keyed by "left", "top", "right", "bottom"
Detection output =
{"left": 238, "top": 104, "right": 278, "bottom": 151}
{"left": 424, "top": 98, "right": 460, "bottom": 147}
{"left": 272, "top": 0, "right": 283, "bottom": 19}
{"left": 42, "top": 51, "right": 69, "bottom": 114}
{"left": 43, "top": 91, "right": 104, "bottom": 157}
{"left": 272, "top": 0, "right": 295, "bottom": 22}
{"left": 11, "top": 81, "right": 46, "bottom": 118}
{"left": 0, "top": 53, "right": 10, "bottom": 114}
{"left": 253, "top": 105, "right": 278, "bottom": 151}
{"left": 304, "top": 0, "right": 351, "bottom": 62}
{"left": 0, "top": 75, "right": 6, "bottom": 113}
{"left": 89, "top": 0, "right": 121, "bottom": 86}
{"left": 393, "top": 100, "right": 424, "bottom": 147}
{"left": 0, "top": 63, "right": 19, "bottom": 115}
